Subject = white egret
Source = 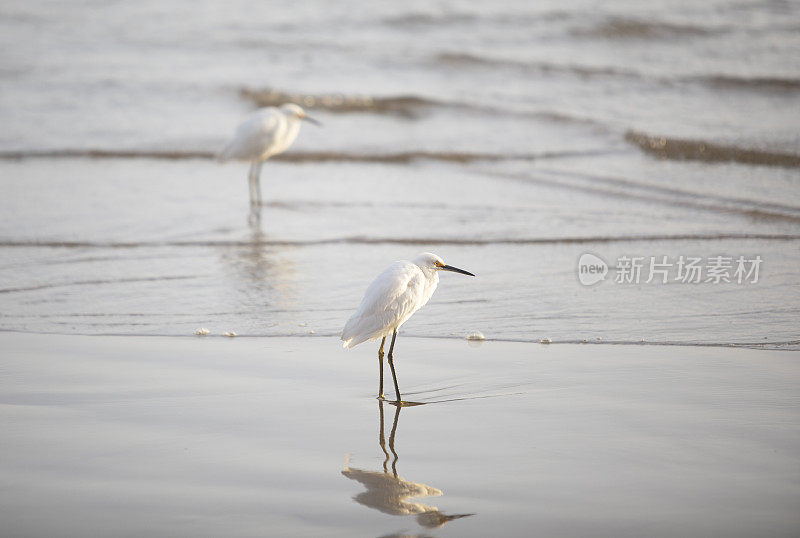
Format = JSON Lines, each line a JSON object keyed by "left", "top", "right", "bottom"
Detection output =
{"left": 342, "top": 252, "right": 474, "bottom": 403}
{"left": 218, "top": 103, "right": 321, "bottom": 205}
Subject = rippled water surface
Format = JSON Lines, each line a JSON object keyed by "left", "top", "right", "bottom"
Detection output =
{"left": 0, "top": 0, "right": 798, "bottom": 345}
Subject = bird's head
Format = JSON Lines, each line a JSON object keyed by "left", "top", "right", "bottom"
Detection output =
{"left": 279, "top": 103, "right": 322, "bottom": 126}
{"left": 413, "top": 252, "right": 474, "bottom": 276}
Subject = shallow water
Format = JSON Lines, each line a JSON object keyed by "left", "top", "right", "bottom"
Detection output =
{"left": 0, "top": 1, "right": 799, "bottom": 343}
{"left": 1, "top": 157, "right": 798, "bottom": 346}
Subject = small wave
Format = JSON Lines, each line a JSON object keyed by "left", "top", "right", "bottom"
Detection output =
{"left": 434, "top": 52, "right": 639, "bottom": 79}
{"left": 497, "top": 167, "right": 800, "bottom": 222}
{"left": 239, "top": 87, "right": 610, "bottom": 126}
{"left": 700, "top": 74, "right": 800, "bottom": 92}
{"left": 0, "top": 275, "right": 202, "bottom": 294}
{"left": 12, "top": 329, "right": 794, "bottom": 351}
{"left": 625, "top": 130, "right": 800, "bottom": 168}
{"left": 0, "top": 148, "right": 614, "bottom": 164}
{"left": 379, "top": 10, "right": 575, "bottom": 28}
{"left": 1, "top": 233, "right": 797, "bottom": 250}
{"left": 571, "top": 17, "right": 716, "bottom": 39}
{"left": 433, "top": 52, "right": 800, "bottom": 94}
{"left": 434, "top": 52, "right": 504, "bottom": 68}
{"left": 380, "top": 11, "right": 478, "bottom": 27}
{"left": 458, "top": 336, "right": 800, "bottom": 352}
{"left": 239, "top": 88, "right": 446, "bottom": 118}
{"left": 0, "top": 149, "right": 217, "bottom": 160}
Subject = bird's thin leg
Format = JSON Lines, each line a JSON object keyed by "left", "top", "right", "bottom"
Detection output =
{"left": 377, "top": 336, "right": 386, "bottom": 400}
{"left": 247, "top": 162, "right": 258, "bottom": 205}
{"left": 254, "top": 162, "right": 263, "bottom": 206}
{"left": 387, "top": 329, "right": 401, "bottom": 403}
{"left": 387, "top": 329, "right": 398, "bottom": 357}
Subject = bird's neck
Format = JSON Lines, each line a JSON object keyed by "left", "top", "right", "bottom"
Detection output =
{"left": 422, "top": 269, "right": 439, "bottom": 301}
{"left": 417, "top": 264, "right": 438, "bottom": 281}
{"left": 285, "top": 116, "right": 302, "bottom": 135}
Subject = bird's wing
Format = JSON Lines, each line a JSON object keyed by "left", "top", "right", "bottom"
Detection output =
{"left": 218, "top": 108, "right": 283, "bottom": 161}
{"left": 342, "top": 261, "right": 426, "bottom": 348}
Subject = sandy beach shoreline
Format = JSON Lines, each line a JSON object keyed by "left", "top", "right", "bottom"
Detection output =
{"left": 2, "top": 332, "right": 798, "bottom": 537}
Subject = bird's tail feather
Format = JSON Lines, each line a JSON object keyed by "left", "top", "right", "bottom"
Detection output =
{"left": 341, "top": 315, "right": 379, "bottom": 349}
{"left": 341, "top": 316, "right": 358, "bottom": 345}
{"left": 343, "top": 334, "right": 373, "bottom": 349}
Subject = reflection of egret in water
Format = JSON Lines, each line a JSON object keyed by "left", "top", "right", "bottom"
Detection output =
{"left": 217, "top": 219, "right": 297, "bottom": 324}
{"left": 343, "top": 401, "right": 473, "bottom": 530}
{"left": 248, "top": 203, "right": 262, "bottom": 228}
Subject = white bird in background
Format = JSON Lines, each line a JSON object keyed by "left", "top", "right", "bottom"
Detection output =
{"left": 218, "top": 103, "right": 321, "bottom": 206}
{"left": 342, "top": 253, "right": 474, "bottom": 403}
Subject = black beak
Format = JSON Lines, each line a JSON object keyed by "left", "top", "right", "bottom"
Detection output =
{"left": 302, "top": 116, "right": 322, "bottom": 126}
{"left": 439, "top": 264, "right": 474, "bottom": 276}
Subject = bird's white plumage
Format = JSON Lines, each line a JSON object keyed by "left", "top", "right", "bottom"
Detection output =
{"left": 343, "top": 253, "right": 474, "bottom": 401}
{"left": 219, "top": 107, "right": 300, "bottom": 162}
{"left": 342, "top": 254, "right": 442, "bottom": 348}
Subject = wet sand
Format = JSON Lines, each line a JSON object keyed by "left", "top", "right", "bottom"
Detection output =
{"left": 2, "top": 332, "right": 798, "bottom": 537}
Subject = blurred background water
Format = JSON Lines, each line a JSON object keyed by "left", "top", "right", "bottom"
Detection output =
{"left": 0, "top": 0, "right": 798, "bottom": 345}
